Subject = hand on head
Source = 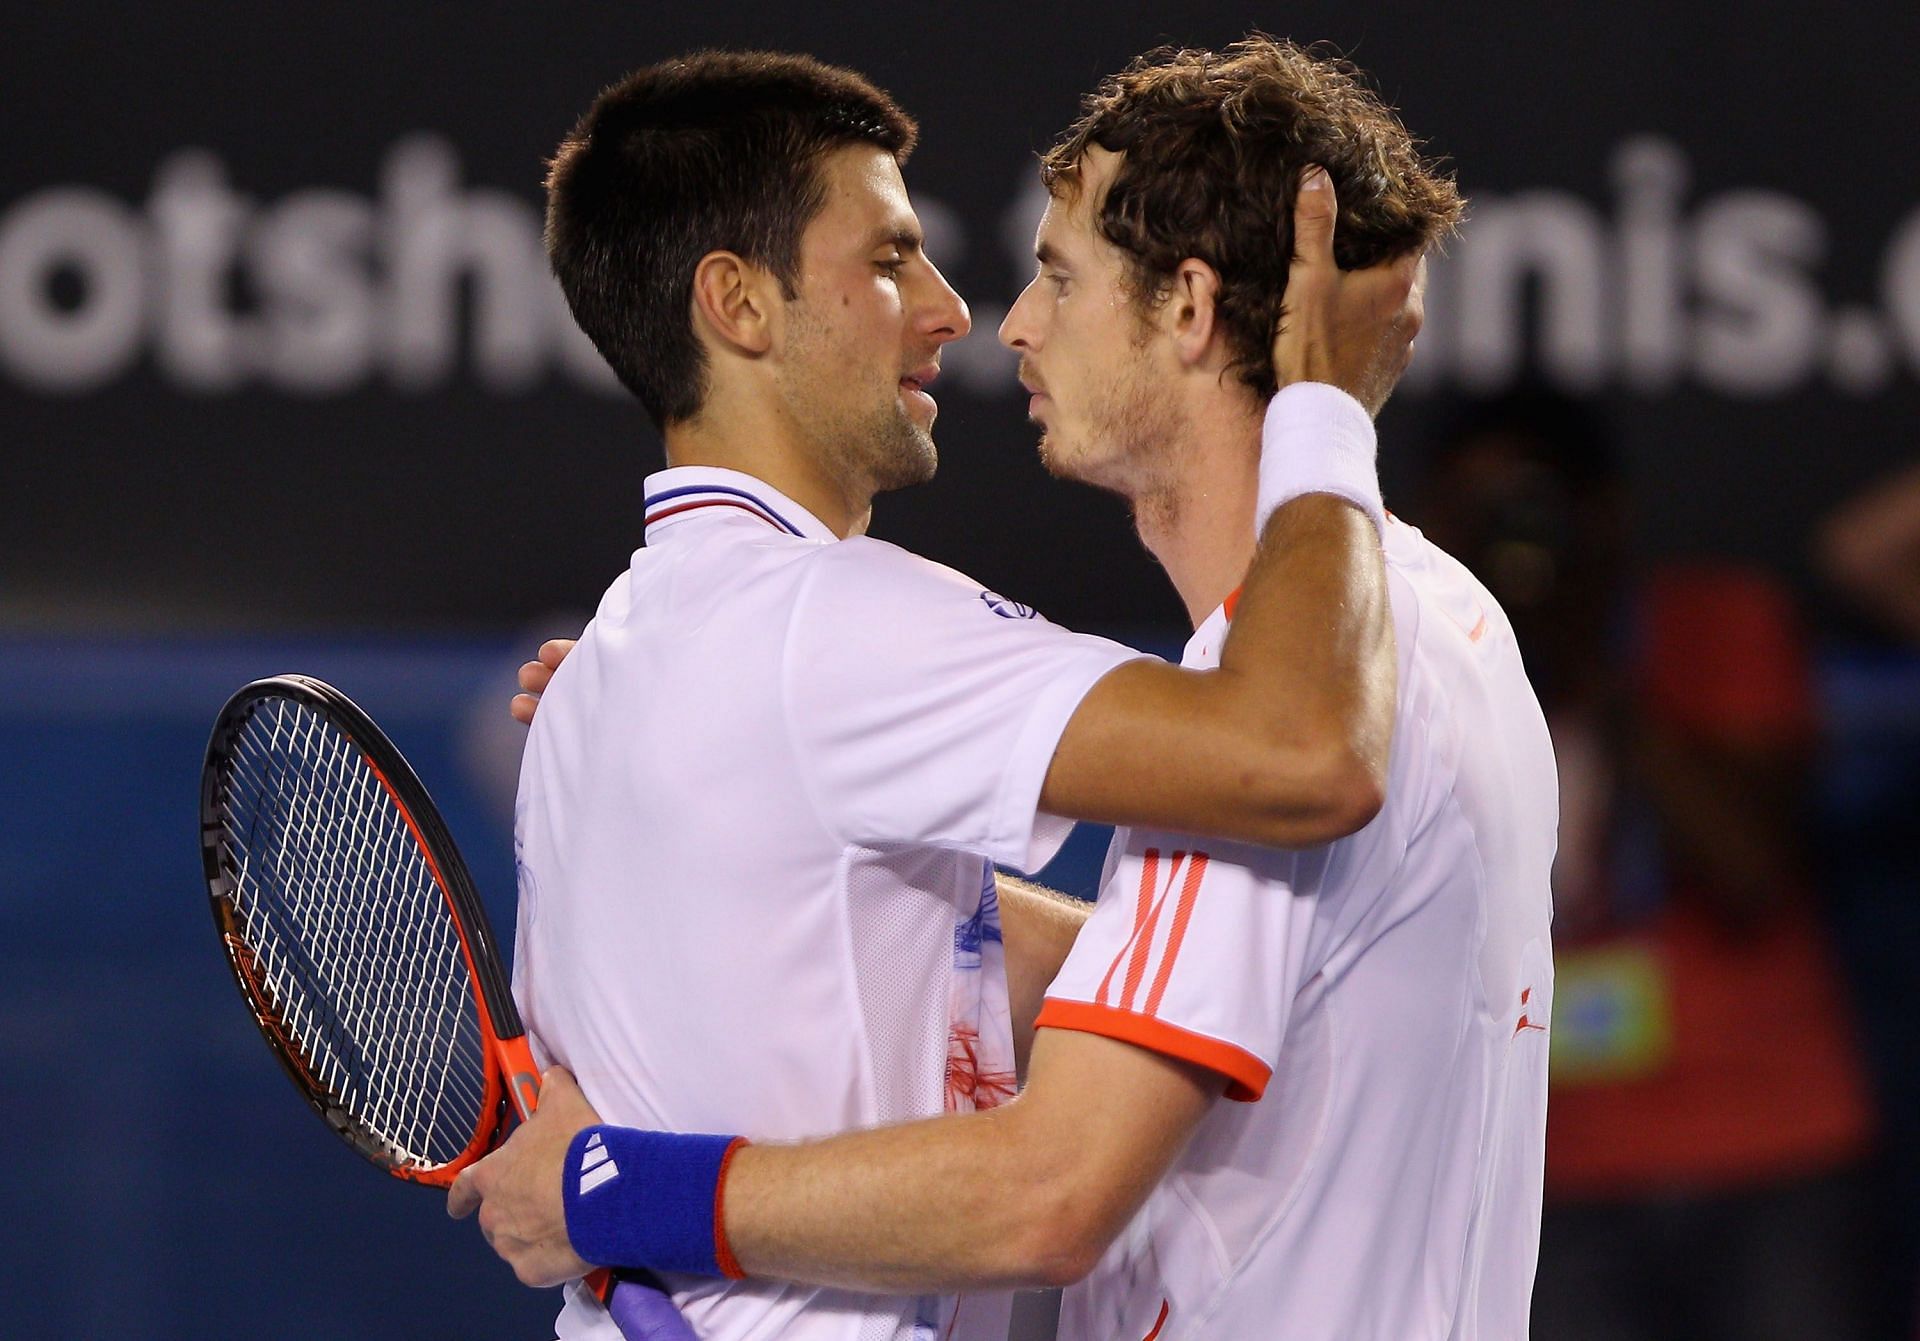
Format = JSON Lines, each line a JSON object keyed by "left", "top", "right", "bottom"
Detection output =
{"left": 1273, "top": 166, "right": 1425, "bottom": 416}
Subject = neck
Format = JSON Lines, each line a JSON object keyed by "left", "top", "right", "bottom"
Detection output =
{"left": 662, "top": 400, "right": 872, "bottom": 539}
{"left": 1130, "top": 409, "right": 1262, "bottom": 630}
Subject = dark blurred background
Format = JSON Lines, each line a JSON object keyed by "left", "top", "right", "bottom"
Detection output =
{"left": 4, "top": 2, "right": 1917, "bottom": 1337}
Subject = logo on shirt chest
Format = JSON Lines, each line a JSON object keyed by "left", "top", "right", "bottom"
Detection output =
{"left": 979, "top": 590, "right": 1037, "bottom": 619}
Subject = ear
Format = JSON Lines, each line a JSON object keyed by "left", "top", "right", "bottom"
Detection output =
{"left": 690, "top": 250, "right": 778, "bottom": 356}
{"left": 1163, "top": 258, "right": 1222, "bottom": 368}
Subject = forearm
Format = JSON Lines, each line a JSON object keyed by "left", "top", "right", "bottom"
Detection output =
{"left": 996, "top": 874, "right": 1091, "bottom": 1077}
{"left": 1216, "top": 490, "right": 1396, "bottom": 816}
{"left": 1204, "top": 372, "right": 1396, "bottom": 837}
{"left": 724, "top": 1105, "right": 1076, "bottom": 1292}
{"left": 722, "top": 1031, "right": 1216, "bottom": 1294}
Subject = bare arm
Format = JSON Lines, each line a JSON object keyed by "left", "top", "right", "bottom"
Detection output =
{"left": 996, "top": 873, "right": 1090, "bottom": 1077}
{"left": 724, "top": 1028, "right": 1216, "bottom": 1292}
{"left": 450, "top": 1033, "right": 1214, "bottom": 1291}
{"left": 1041, "top": 493, "right": 1393, "bottom": 848}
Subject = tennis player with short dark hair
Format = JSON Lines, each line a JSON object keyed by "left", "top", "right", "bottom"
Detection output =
{"left": 449, "top": 44, "right": 1489, "bottom": 1341}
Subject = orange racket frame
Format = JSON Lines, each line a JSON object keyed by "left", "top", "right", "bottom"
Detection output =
{"left": 201, "top": 675, "right": 630, "bottom": 1308}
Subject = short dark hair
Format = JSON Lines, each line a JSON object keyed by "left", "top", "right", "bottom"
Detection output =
{"left": 546, "top": 51, "right": 917, "bottom": 428}
{"left": 1042, "top": 36, "right": 1464, "bottom": 401}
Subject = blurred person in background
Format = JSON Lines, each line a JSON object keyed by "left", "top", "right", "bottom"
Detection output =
{"left": 1819, "top": 464, "right": 1920, "bottom": 1335}
{"left": 1822, "top": 464, "right": 1920, "bottom": 645}
{"left": 1419, "top": 390, "right": 1880, "bottom": 1340}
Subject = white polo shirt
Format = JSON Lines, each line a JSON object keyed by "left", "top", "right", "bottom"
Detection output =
{"left": 513, "top": 466, "right": 1146, "bottom": 1341}
{"left": 1042, "top": 516, "right": 1558, "bottom": 1341}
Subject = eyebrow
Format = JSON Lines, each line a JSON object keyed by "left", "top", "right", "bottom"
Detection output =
{"left": 868, "top": 227, "right": 924, "bottom": 252}
{"left": 1035, "top": 240, "right": 1066, "bottom": 269}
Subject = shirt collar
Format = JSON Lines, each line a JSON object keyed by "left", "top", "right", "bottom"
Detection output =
{"left": 1183, "top": 585, "right": 1240, "bottom": 664}
{"left": 642, "top": 466, "right": 840, "bottom": 545}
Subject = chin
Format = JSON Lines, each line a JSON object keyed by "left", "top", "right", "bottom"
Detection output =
{"left": 871, "top": 425, "right": 938, "bottom": 492}
{"left": 1038, "top": 431, "right": 1115, "bottom": 490}
{"left": 1036, "top": 430, "right": 1076, "bottom": 480}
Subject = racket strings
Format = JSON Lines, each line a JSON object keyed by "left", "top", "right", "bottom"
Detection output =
{"left": 217, "top": 697, "right": 491, "bottom": 1169}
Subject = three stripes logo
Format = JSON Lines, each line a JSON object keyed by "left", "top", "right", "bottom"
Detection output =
{"left": 1095, "top": 848, "right": 1211, "bottom": 1016}
{"left": 577, "top": 1130, "right": 620, "bottom": 1195}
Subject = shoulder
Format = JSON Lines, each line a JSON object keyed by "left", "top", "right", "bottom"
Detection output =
{"left": 1377, "top": 522, "right": 1503, "bottom": 776}
{"left": 793, "top": 536, "right": 1049, "bottom": 630}
{"left": 802, "top": 534, "right": 983, "bottom": 594}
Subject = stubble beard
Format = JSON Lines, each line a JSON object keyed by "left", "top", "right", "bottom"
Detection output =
{"left": 850, "top": 405, "right": 937, "bottom": 494}
{"left": 781, "top": 305, "right": 938, "bottom": 499}
{"left": 1039, "top": 352, "right": 1187, "bottom": 530}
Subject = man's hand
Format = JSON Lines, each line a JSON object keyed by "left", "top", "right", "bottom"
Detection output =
{"left": 510, "top": 639, "right": 577, "bottom": 726}
{"left": 1274, "top": 165, "right": 1426, "bottom": 416}
{"left": 447, "top": 1066, "right": 602, "bottom": 1286}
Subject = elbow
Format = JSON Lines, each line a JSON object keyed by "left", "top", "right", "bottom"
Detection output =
{"left": 1033, "top": 1246, "right": 1103, "bottom": 1291}
{"left": 1017, "top": 1207, "right": 1111, "bottom": 1289}
{"left": 1242, "top": 742, "right": 1386, "bottom": 848}
{"left": 1003, "top": 1177, "right": 1121, "bottom": 1289}
{"left": 1316, "top": 750, "right": 1388, "bottom": 839}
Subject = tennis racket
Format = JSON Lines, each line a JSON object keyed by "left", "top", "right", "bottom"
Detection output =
{"left": 199, "top": 673, "right": 695, "bottom": 1340}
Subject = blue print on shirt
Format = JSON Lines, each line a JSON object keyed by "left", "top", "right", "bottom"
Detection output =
{"left": 954, "top": 865, "right": 1004, "bottom": 967}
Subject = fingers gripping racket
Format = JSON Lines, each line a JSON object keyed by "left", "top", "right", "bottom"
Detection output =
{"left": 200, "top": 675, "right": 694, "bottom": 1340}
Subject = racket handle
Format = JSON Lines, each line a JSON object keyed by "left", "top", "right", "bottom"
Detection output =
{"left": 602, "top": 1273, "right": 700, "bottom": 1340}
{"left": 491, "top": 1043, "right": 695, "bottom": 1336}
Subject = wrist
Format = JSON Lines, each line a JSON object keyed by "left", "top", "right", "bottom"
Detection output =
{"left": 1256, "top": 382, "right": 1384, "bottom": 539}
{"left": 563, "top": 1125, "right": 749, "bottom": 1279}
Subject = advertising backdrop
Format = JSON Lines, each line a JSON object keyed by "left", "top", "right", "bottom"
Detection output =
{"left": 3, "top": 3, "right": 1916, "bottom": 1337}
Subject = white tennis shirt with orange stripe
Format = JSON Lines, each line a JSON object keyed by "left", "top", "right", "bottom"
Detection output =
{"left": 513, "top": 466, "right": 1147, "bottom": 1341}
{"left": 1041, "top": 516, "right": 1558, "bottom": 1341}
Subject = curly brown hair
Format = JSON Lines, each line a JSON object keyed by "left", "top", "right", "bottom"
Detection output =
{"left": 1042, "top": 36, "right": 1463, "bottom": 400}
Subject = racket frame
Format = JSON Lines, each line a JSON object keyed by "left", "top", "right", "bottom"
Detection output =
{"left": 200, "top": 673, "right": 647, "bottom": 1317}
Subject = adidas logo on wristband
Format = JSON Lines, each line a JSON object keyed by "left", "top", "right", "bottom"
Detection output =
{"left": 578, "top": 1130, "right": 621, "bottom": 1195}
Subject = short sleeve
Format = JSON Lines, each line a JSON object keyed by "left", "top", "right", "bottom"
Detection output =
{"left": 782, "top": 538, "right": 1151, "bottom": 872}
{"left": 1036, "top": 829, "right": 1327, "bottom": 1101}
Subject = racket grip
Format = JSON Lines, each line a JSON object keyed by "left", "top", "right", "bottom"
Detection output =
{"left": 603, "top": 1274, "right": 700, "bottom": 1340}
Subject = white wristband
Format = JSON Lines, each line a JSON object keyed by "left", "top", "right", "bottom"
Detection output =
{"left": 1256, "top": 382, "right": 1385, "bottom": 540}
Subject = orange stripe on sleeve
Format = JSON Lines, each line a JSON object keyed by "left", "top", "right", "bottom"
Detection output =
{"left": 1036, "top": 998, "right": 1270, "bottom": 1102}
{"left": 1120, "top": 851, "right": 1184, "bottom": 1012}
{"left": 1143, "top": 852, "right": 1209, "bottom": 1017}
{"left": 1096, "top": 846, "right": 1158, "bottom": 1007}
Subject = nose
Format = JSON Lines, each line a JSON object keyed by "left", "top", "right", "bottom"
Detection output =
{"left": 921, "top": 259, "right": 971, "bottom": 345}
{"left": 999, "top": 278, "right": 1040, "bottom": 351}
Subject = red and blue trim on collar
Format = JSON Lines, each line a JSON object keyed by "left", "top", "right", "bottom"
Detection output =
{"left": 642, "top": 483, "right": 804, "bottom": 537}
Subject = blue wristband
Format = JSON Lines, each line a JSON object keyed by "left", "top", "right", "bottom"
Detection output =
{"left": 563, "top": 1126, "right": 749, "bottom": 1278}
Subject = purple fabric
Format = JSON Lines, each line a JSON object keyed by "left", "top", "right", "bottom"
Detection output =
{"left": 607, "top": 1279, "right": 698, "bottom": 1339}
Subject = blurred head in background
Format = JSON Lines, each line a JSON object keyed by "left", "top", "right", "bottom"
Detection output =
{"left": 1417, "top": 388, "right": 1624, "bottom": 707}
